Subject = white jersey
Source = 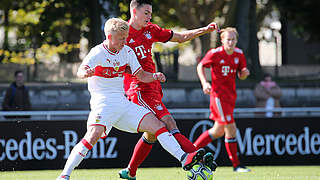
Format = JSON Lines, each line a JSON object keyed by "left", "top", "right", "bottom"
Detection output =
{"left": 81, "top": 43, "right": 142, "bottom": 96}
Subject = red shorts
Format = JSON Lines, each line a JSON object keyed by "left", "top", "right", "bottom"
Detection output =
{"left": 129, "top": 91, "right": 170, "bottom": 120}
{"left": 209, "top": 96, "right": 235, "bottom": 125}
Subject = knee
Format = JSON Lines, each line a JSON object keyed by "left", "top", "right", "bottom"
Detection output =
{"left": 209, "top": 127, "right": 224, "bottom": 138}
{"left": 160, "top": 116, "right": 177, "bottom": 130}
{"left": 84, "top": 126, "right": 104, "bottom": 145}
{"left": 143, "top": 132, "right": 157, "bottom": 142}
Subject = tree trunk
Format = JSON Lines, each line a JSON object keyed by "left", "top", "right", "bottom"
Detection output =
{"left": 3, "top": 7, "right": 9, "bottom": 50}
{"left": 280, "top": 12, "right": 288, "bottom": 65}
{"left": 235, "top": 0, "right": 250, "bottom": 53}
{"left": 248, "top": 0, "right": 261, "bottom": 79}
{"left": 199, "top": 33, "right": 212, "bottom": 57}
{"left": 88, "top": 0, "right": 103, "bottom": 49}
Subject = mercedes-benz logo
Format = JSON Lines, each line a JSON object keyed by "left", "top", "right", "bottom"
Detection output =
{"left": 189, "top": 120, "right": 221, "bottom": 159}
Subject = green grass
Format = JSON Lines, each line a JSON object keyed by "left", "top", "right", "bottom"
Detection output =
{"left": 1, "top": 166, "right": 320, "bottom": 180}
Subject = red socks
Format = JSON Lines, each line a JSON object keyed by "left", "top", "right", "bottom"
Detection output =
{"left": 128, "top": 137, "right": 153, "bottom": 177}
{"left": 193, "top": 130, "right": 213, "bottom": 150}
{"left": 173, "top": 133, "right": 196, "bottom": 153}
{"left": 225, "top": 137, "right": 240, "bottom": 167}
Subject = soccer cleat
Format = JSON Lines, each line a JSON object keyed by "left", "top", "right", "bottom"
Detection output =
{"left": 56, "top": 175, "right": 70, "bottom": 180}
{"left": 234, "top": 165, "right": 251, "bottom": 172}
{"left": 181, "top": 148, "right": 206, "bottom": 171}
{"left": 119, "top": 168, "right": 136, "bottom": 180}
{"left": 202, "top": 152, "right": 218, "bottom": 171}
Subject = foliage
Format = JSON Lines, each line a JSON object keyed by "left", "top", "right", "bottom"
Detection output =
{"left": 274, "top": 0, "right": 320, "bottom": 42}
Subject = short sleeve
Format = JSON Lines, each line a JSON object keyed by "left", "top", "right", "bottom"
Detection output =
{"left": 151, "top": 24, "right": 173, "bottom": 43}
{"left": 126, "top": 47, "right": 142, "bottom": 75}
{"left": 200, "top": 49, "right": 216, "bottom": 68}
{"left": 81, "top": 47, "right": 101, "bottom": 68}
{"left": 238, "top": 53, "right": 247, "bottom": 71}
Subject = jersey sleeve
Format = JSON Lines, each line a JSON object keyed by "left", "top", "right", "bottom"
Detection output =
{"left": 151, "top": 24, "right": 173, "bottom": 43}
{"left": 200, "top": 49, "right": 216, "bottom": 68}
{"left": 126, "top": 46, "right": 142, "bottom": 76}
{"left": 238, "top": 52, "right": 247, "bottom": 71}
{"left": 81, "top": 47, "right": 101, "bottom": 68}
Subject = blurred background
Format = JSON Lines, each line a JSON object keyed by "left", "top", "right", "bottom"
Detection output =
{"left": 0, "top": 0, "right": 320, "bottom": 110}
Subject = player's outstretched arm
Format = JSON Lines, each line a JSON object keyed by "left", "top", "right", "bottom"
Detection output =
{"left": 135, "top": 69, "right": 166, "bottom": 83}
{"left": 170, "top": 22, "right": 219, "bottom": 43}
{"left": 77, "top": 65, "right": 95, "bottom": 79}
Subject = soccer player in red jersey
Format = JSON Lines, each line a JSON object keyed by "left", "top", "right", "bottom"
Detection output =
{"left": 194, "top": 27, "right": 251, "bottom": 172}
{"left": 119, "top": 0, "right": 219, "bottom": 179}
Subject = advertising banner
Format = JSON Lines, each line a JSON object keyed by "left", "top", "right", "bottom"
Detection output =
{"left": 0, "top": 117, "right": 319, "bottom": 170}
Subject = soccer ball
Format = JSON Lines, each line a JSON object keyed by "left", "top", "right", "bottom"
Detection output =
{"left": 186, "top": 162, "right": 213, "bottom": 180}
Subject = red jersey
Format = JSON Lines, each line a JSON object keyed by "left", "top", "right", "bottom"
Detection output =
{"left": 200, "top": 46, "right": 247, "bottom": 104}
{"left": 124, "top": 23, "right": 173, "bottom": 95}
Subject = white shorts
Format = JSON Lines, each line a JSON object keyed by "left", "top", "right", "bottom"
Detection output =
{"left": 87, "top": 93, "right": 151, "bottom": 138}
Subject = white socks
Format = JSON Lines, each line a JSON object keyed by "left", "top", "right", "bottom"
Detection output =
{"left": 61, "top": 139, "right": 92, "bottom": 176}
{"left": 156, "top": 128, "right": 185, "bottom": 161}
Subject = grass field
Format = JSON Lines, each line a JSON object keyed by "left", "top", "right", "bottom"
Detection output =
{"left": 1, "top": 166, "right": 320, "bottom": 180}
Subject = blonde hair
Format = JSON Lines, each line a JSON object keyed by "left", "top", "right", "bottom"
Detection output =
{"left": 220, "top": 27, "right": 238, "bottom": 40}
{"left": 104, "top": 18, "right": 129, "bottom": 36}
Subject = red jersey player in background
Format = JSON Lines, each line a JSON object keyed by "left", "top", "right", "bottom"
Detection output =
{"left": 119, "top": 0, "right": 219, "bottom": 179}
{"left": 194, "top": 27, "right": 251, "bottom": 172}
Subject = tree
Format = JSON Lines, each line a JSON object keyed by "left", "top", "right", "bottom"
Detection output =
{"left": 275, "top": 0, "right": 320, "bottom": 42}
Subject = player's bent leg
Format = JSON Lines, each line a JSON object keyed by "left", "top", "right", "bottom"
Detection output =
{"left": 57, "top": 126, "right": 104, "bottom": 180}
{"left": 161, "top": 115, "right": 196, "bottom": 153}
{"left": 120, "top": 132, "right": 156, "bottom": 179}
{"left": 194, "top": 122, "right": 224, "bottom": 150}
{"left": 139, "top": 113, "right": 205, "bottom": 171}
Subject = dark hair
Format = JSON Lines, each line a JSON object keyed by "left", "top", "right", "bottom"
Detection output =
{"left": 14, "top": 70, "right": 23, "bottom": 77}
{"left": 130, "top": 0, "right": 152, "bottom": 10}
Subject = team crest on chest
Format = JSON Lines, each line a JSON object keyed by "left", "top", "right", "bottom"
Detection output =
{"left": 219, "top": 59, "right": 225, "bottom": 64}
{"left": 155, "top": 104, "right": 163, "bottom": 111}
{"left": 234, "top": 57, "right": 239, "bottom": 64}
{"left": 113, "top": 60, "right": 120, "bottom": 71}
{"left": 144, "top": 31, "right": 152, "bottom": 39}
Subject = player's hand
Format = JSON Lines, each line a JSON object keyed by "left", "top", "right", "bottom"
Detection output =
{"left": 202, "top": 82, "right": 211, "bottom": 95}
{"left": 238, "top": 68, "right": 250, "bottom": 80}
{"left": 153, "top": 72, "right": 166, "bottom": 82}
{"left": 206, "top": 22, "right": 220, "bottom": 33}
{"left": 78, "top": 66, "right": 95, "bottom": 79}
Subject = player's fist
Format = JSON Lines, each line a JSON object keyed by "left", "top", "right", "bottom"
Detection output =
{"left": 238, "top": 68, "right": 250, "bottom": 80}
{"left": 206, "top": 22, "right": 220, "bottom": 32}
{"left": 77, "top": 66, "right": 95, "bottom": 79}
{"left": 153, "top": 72, "right": 166, "bottom": 82}
{"left": 202, "top": 82, "right": 211, "bottom": 95}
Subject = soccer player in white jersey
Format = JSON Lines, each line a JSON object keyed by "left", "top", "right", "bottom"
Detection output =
{"left": 56, "top": 18, "right": 206, "bottom": 180}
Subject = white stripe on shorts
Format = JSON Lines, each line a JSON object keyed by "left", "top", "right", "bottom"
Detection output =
{"left": 137, "top": 91, "right": 156, "bottom": 114}
{"left": 215, "top": 97, "right": 225, "bottom": 122}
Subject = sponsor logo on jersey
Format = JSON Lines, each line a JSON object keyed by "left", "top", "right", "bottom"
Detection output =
{"left": 155, "top": 104, "right": 163, "bottom": 111}
{"left": 144, "top": 31, "right": 152, "bottom": 39}
{"left": 226, "top": 115, "right": 232, "bottom": 121}
{"left": 129, "top": 39, "right": 135, "bottom": 43}
{"left": 234, "top": 57, "right": 239, "bottom": 64}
